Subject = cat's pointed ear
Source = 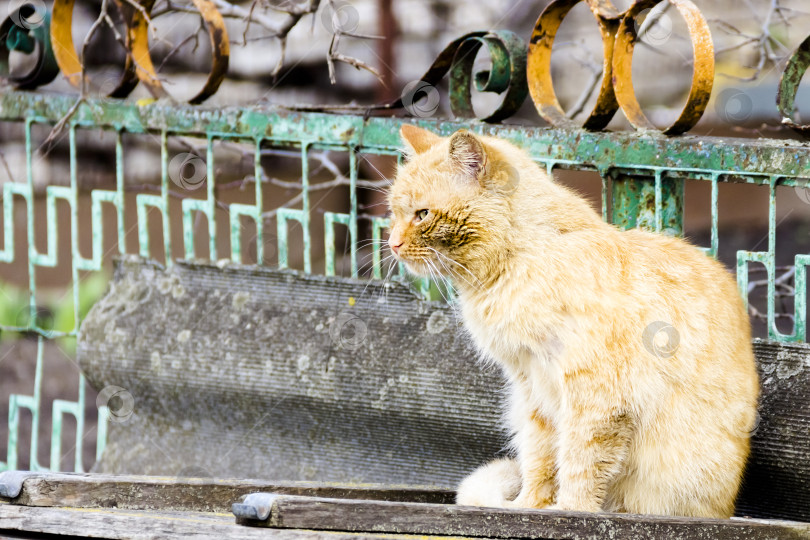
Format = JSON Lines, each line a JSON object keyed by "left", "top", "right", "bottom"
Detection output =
{"left": 400, "top": 124, "right": 441, "bottom": 155}
{"left": 448, "top": 130, "right": 487, "bottom": 181}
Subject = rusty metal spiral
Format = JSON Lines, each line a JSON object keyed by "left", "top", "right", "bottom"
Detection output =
{"left": 47, "top": 0, "right": 229, "bottom": 103}
{"left": 527, "top": 0, "right": 621, "bottom": 131}
{"left": 384, "top": 30, "right": 528, "bottom": 123}
{"left": 612, "top": 0, "right": 714, "bottom": 135}
{"left": 528, "top": 0, "right": 715, "bottom": 135}
{"left": 0, "top": 3, "right": 60, "bottom": 89}
{"left": 2, "top": 0, "right": 809, "bottom": 138}
{"left": 778, "top": 33, "right": 810, "bottom": 137}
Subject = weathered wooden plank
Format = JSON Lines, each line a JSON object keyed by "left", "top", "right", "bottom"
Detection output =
{"left": 0, "top": 472, "right": 453, "bottom": 512}
{"left": 0, "top": 503, "right": 462, "bottom": 540}
{"left": 233, "top": 494, "right": 810, "bottom": 540}
{"left": 77, "top": 259, "right": 810, "bottom": 522}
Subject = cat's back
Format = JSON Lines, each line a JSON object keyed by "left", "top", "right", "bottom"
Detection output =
{"left": 619, "top": 228, "right": 743, "bottom": 316}
{"left": 615, "top": 227, "right": 758, "bottom": 406}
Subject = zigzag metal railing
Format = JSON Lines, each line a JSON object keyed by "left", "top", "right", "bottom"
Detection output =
{"left": 1, "top": 91, "right": 809, "bottom": 476}
{"left": 1, "top": 1, "right": 810, "bottom": 474}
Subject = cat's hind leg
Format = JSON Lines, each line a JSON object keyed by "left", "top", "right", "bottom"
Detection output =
{"left": 456, "top": 458, "right": 522, "bottom": 507}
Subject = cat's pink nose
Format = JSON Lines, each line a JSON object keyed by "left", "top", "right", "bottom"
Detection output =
{"left": 389, "top": 229, "right": 403, "bottom": 255}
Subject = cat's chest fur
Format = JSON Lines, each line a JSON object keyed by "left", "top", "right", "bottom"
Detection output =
{"left": 458, "top": 282, "right": 569, "bottom": 421}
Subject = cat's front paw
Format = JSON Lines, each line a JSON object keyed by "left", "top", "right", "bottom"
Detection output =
{"left": 544, "top": 501, "right": 602, "bottom": 513}
{"left": 507, "top": 492, "right": 553, "bottom": 510}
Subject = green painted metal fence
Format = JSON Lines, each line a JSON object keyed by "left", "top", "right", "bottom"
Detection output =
{"left": 0, "top": 89, "right": 809, "bottom": 473}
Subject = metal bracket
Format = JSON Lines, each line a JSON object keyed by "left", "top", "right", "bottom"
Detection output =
{"left": 232, "top": 492, "right": 281, "bottom": 522}
{"left": 0, "top": 470, "right": 38, "bottom": 499}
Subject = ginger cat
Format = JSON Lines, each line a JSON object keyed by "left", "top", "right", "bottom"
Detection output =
{"left": 387, "top": 125, "right": 759, "bottom": 518}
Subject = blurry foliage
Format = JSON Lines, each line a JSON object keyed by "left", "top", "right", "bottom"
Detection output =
{"left": 0, "top": 270, "right": 110, "bottom": 351}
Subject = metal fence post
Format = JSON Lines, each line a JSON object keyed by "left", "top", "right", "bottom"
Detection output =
{"left": 610, "top": 172, "right": 684, "bottom": 236}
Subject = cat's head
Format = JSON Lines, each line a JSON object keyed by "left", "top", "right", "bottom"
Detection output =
{"left": 387, "top": 125, "right": 522, "bottom": 284}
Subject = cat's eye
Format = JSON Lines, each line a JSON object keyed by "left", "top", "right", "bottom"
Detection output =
{"left": 415, "top": 209, "right": 429, "bottom": 222}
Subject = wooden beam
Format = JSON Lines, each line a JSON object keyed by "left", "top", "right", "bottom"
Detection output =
{"left": 0, "top": 503, "right": 432, "bottom": 540}
{"left": 234, "top": 494, "right": 810, "bottom": 540}
{"left": 0, "top": 472, "right": 452, "bottom": 513}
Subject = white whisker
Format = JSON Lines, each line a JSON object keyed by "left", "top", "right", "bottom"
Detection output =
{"left": 425, "top": 259, "right": 452, "bottom": 305}
{"left": 426, "top": 246, "right": 480, "bottom": 288}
